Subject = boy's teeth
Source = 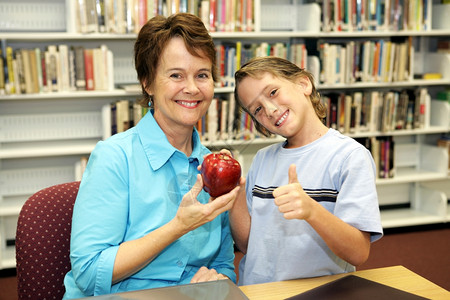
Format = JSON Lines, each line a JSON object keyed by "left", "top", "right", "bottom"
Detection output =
{"left": 276, "top": 112, "right": 288, "bottom": 126}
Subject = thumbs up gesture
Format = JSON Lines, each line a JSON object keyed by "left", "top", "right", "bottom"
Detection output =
{"left": 273, "top": 164, "right": 314, "bottom": 220}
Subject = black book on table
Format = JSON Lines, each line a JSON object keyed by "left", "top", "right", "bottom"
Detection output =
{"left": 285, "top": 275, "right": 429, "bottom": 300}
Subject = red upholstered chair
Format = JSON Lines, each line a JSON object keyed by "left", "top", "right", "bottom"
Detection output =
{"left": 15, "top": 181, "right": 80, "bottom": 300}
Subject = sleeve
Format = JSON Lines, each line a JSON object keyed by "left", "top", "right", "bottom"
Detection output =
{"left": 69, "top": 140, "right": 130, "bottom": 295}
{"left": 335, "top": 146, "right": 383, "bottom": 242}
{"left": 209, "top": 211, "right": 237, "bottom": 283}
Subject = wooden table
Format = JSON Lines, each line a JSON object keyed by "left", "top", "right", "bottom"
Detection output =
{"left": 239, "top": 265, "right": 449, "bottom": 300}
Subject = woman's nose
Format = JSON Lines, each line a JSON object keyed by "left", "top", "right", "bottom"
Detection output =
{"left": 183, "top": 77, "right": 200, "bottom": 94}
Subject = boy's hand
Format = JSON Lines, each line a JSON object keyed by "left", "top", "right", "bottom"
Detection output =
{"left": 273, "top": 164, "right": 315, "bottom": 220}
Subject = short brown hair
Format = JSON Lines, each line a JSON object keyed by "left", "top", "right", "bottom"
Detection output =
{"left": 134, "top": 13, "right": 217, "bottom": 107}
{"left": 234, "top": 56, "right": 325, "bottom": 137}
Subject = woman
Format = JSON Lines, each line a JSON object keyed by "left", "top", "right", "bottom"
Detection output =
{"left": 230, "top": 56, "right": 383, "bottom": 285}
{"left": 63, "top": 13, "right": 239, "bottom": 299}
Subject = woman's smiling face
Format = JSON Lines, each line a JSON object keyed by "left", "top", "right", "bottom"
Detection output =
{"left": 149, "top": 37, "right": 214, "bottom": 131}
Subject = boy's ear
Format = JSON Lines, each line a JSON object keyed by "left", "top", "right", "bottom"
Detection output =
{"left": 296, "top": 76, "right": 312, "bottom": 96}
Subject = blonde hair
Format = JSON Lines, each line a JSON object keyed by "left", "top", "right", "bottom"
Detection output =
{"left": 234, "top": 56, "right": 326, "bottom": 137}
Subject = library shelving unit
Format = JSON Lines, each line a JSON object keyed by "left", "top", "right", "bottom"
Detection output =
{"left": 0, "top": 0, "right": 449, "bottom": 270}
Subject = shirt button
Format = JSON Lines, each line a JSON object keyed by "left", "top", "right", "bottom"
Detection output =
{"left": 177, "top": 260, "right": 184, "bottom": 267}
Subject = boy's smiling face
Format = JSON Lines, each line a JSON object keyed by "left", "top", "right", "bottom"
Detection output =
{"left": 237, "top": 72, "right": 316, "bottom": 144}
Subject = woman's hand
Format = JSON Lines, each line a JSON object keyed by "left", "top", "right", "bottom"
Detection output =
{"left": 175, "top": 174, "right": 239, "bottom": 234}
{"left": 190, "top": 266, "right": 228, "bottom": 283}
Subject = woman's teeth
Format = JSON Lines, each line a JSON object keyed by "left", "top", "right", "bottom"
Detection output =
{"left": 178, "top": 101, "right": 198, "bottom": 107}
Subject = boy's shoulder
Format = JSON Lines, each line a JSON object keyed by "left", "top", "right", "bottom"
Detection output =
{"left": 257, "top": 140, "right": 285, "bottom": 153}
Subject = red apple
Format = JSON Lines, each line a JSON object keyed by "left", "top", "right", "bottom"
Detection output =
{"left": 201, "top": 153, "right": 242, "bottom": 198}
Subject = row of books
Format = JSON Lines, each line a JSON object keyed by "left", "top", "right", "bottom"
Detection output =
{"left": 101, "top": 96, "right": 262, "bottom": 143}
{"left": 322, "top": 88, "right": 431, "bottom": 134}
{"left": 215, "top": 41, "right": 309, "bottom": 88}
{"left": 356, "top": 136, "right": 395, "bottom": 179}
{"left": 321, "top": 0, "right": 433, "bottom": 32}
{"left": 199, "top": 0, "right": 254, "bottom": 32}
{"left": 102, "top": 99, "right": 150, "bottom": 139}
{"left": 216, "top": 38, "right": 415, "bottom": 88}
{"left": 1, "top": 37, "right": 436, "bottom": 96}
{"left": 101, "top": 87, "right": 432, "bottom": 145}
{"left": 0, "top": 44, "right": 114, "bottom": 95}
{"left": 198, "top": 95, "right": 259, "bottom": 142}
{"left": 72, "top": 0, "right": 254, "bottom": 34}
{"left": 318, "top": 38, "right": 413, "bottom": 85}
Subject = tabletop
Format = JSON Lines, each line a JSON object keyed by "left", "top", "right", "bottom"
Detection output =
{"left": 238, "top": 265, "right": 449, "bottom": 300}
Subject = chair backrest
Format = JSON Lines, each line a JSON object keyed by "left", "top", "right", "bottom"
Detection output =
{"left": 16, "top": 181, "right": 80, "bottom": 300}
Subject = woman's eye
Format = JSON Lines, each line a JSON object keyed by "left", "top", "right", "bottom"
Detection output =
{"left": 198, "top": 73, "right": 210, "bottom": 79}
{"left": 170, "top": 73, "right": 182, "bottom": 79}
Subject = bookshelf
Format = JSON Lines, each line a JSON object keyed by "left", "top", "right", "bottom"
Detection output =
{"left": 0, "top": 0, "right": 449, "bottom": 270}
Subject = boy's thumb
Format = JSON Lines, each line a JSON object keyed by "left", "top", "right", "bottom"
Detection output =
{"left": 288, "top": 164, "right": 299, "bottom": 184}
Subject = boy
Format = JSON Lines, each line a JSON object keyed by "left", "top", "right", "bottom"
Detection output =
{"left": 230, "top": 56, "right": 383, "bottom": 285}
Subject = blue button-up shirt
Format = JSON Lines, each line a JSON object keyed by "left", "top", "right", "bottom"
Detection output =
{"left": 63, "top": 111, "right": 236, "bottom": 299}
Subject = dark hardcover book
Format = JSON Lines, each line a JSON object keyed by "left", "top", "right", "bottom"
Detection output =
{"left": 285, "top": 275, "right": 428, "bottom": 300}
{"left": 73, "top": 46, "right": 86, "bottom": 90}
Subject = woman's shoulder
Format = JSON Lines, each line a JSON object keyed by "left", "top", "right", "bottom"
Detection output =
{"left": 94, "top": 127, "right": 140, "bottom": 155}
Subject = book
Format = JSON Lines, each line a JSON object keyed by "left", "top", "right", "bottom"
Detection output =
{"left": 207, "top": 98, "right": 218, "bottom": 142}
{"left": 58, "top": 44, "right": 71, "bottom": 91}
{"left": 85, "top": 0, "right": 99, "bottom": 33}
{"left": 93, "top": 47, "right": 105, "bottom": 90}
{"left": 28, "top": 48, "right": 40, "bottom": 93}
{"left": 102, "top": 103, "right": 112, "bottom": 140}
{"left": 115, "top": 99, "right": 132, "bottom": 133}
{"left": 46, "top": 45, "right": 59, "bottom": 92}
{"left": 34, "top": 48, "right": 44, "bottom": 92}
{"left": 285, "top": 275, "right": 428, "bottom": 300}
{"left": 20, "top": 49, "right": 34, "bottom": 94}
{"left": 96, "top": 0, "right": 106, "bottom": 32}
{"left": 14, "top": 49, "right": 26, "bottom": 94}
{"left": 84, "top": 48, "right": 95, "bottom": 90}
{"left": 5, "top": 46, "right": 16, "bottom": 94}
{"left": 73, "top": 46, "right": 86, "bottom": 90}
{"left": 0, "top": 48, "right": 4, "bottom": 95}
{"left": 76, "top": 0, "right": 89, "bottom": 33}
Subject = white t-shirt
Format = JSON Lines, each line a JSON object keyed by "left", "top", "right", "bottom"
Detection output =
{"left": 239, "top": 128, "right": 383, "bottom": 286}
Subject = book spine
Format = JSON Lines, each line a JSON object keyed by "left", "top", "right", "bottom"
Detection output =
{"left": 5, "top": 46, "right": 16, "bottom": 94}
{"left": 84, "top": 48, "right": 95, "bottom": 91}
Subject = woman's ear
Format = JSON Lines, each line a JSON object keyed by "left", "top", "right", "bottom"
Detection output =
{"left": 296, "top": 76, "right": 312, "bottom": 96}
{"left": 143, "top": 80, "right": 153, "bottom": 96}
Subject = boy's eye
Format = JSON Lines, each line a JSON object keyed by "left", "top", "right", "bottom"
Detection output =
{"left": 254, "top": 106, "right": 262, "bottom": 115}
{"left": 270, "top": 89, "right": 277, "bottom": 97}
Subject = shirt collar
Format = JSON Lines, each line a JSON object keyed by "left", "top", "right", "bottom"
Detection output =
{"left": 136, "top": 110, "right": 204, "bottom": 170}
